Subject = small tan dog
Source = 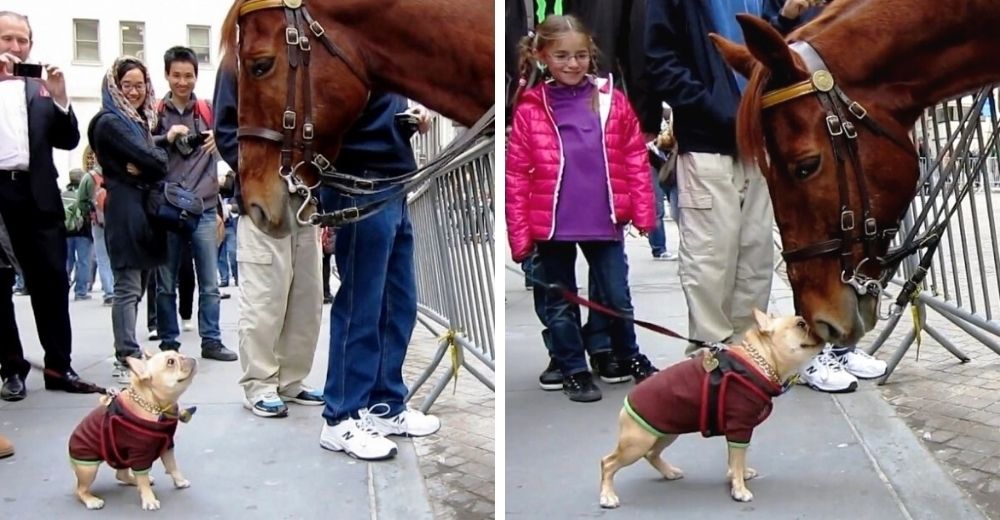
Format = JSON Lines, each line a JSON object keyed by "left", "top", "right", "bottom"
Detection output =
{"left": 68, "top": 350, "right": 198, "bottom": 511}
{"left": 599, "top": 309, "right": 822, "bottom": 508}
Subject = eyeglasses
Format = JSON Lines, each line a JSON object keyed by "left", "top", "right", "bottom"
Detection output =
{"left": 549, "top": 52, "right": 591, "bottom": 65}
{"left": 120, "top": 83, "right": 146, "bottom": 93}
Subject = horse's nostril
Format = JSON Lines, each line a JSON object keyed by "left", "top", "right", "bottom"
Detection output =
{"left": 814, "top": 320, "right": 844, "bottom": 343}
{"left": 248, "top": 204, "right": 269, "bottom": 226}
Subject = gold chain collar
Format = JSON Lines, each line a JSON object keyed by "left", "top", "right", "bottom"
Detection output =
{"left": 126, "top": 387, "right": 166, "bottom": 416}
{"left": 740, "top": 342, "right": 780, "bottom": 385}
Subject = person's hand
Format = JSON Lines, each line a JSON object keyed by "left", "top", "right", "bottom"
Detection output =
{"left": 42, "top": 63, "right": 69, "bottom": 107}
{"left": 0, "top": 52, "right": 21, "bottom": 78}
{"left": 167, "top": 125, "right": 190, "bottom": 143}
{"left": 201, "top": 129, "right": 217, "bottom": 155}
{"left": 406, "top": 106, "right": 432, "bottom": 135}
{"left": 126, "top": 163, "right": 141, "bottom": 176}
{"left": 780, "top": 0, "right": 822, "bottom": 19}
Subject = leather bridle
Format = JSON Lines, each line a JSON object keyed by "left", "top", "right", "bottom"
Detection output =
{"left": 234, "top": 0, "right": 370, "bottom": 225}
{"left": 760, "top": 41, "right": 916, "bottom": 300}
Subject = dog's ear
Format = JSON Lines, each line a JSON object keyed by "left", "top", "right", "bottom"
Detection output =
{"left": 141, "top": 349, "right": 154, "bottom": 360}
{"left": 752, "top": 308, "right": 772, "bottom": 333}
{"left": 125, "top": 357, "right": 151, "bottom": 381}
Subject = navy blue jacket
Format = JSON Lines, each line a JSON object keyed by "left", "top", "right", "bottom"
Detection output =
{"left": 334, "top": 91, "right": 418, "bottom": 178}
{"left": 212, "top": 68, "right": 242, "bottom": 211}
{"left": 644, "top": 0, "right": 743, "bottom": 155}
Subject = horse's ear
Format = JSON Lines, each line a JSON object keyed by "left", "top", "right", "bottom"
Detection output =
{"left": 709, "top": 34, "right": 756, "bottom": 79}
{"left": 735, "top": 14, "right": 803, "bottom": 81}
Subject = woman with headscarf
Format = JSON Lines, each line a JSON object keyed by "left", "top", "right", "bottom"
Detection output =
{"left": 87, "top": 57, "right": 168, "bottom": 383}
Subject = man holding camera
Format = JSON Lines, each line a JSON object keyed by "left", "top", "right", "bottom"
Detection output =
{"left": 0, "top": 11, "right": 97, "bottom": 399}
{"left": 152, "top": 46, "right": 236, "bottom": 362}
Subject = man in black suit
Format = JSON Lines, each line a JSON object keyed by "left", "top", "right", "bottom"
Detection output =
{"left": 0, "top": 10, "right": 96, "bottom": 400}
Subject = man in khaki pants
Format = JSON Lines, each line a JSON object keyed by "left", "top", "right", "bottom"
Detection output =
{"left": 645, "top": 0, "right": 774, "bottom": 352}
{"left": 213, "top": 68, "right": 324, "bottom": 418}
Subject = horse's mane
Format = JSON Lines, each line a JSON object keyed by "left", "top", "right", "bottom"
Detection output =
{"left": 737, "top": 62, "right": 771, "bottom": 171}
{"left": 219, "top": 0, "right": 245, "bottom": 73}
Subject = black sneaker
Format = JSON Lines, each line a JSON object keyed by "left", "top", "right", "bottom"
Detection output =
{"left": 538, "top": 359, "right": 562, "bottom": 391}
{"left": 589, "top": 351, "right": 632, "bottom": 384}
{"left": 626, "top": 354, "right": 658, "bottom": 384}
{"left": 563, "top": 371, "right": 602, "bottom": 403}
{"left": 159, "top": 340, "right": 181, "bottom": 352}
{"left": 201, "top": 339, "right": 238, "bottom": 361}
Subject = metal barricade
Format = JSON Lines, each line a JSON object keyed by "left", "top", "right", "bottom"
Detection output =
{"left": 406, "top": 129, "right": 496, "bottom": 412}
{"left": 867, "top": 87, "right": 1000, "bottom": 382}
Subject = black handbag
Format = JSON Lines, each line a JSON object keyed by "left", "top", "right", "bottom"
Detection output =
{"left": 145, "top": 181, "right": 204, "bottom": 234}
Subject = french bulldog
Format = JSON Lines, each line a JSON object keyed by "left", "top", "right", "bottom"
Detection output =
{"left": 599, "top": 309, "right": 823, "bottom": 507}
{"left": 68, "top": 350, "right": 198, "bottom": 511}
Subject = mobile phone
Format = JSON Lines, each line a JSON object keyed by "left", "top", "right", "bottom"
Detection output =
{"left": 394, "top": 112, "right": 420, "bottom": 125}
{"left": 11, "top": 62, "right": 43, "bottom": 78}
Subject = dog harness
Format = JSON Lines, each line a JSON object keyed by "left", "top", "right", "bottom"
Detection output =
{"left": 625, "top": 349, "right": 783, "bottom": 447}
{"left": 68, "top": 396, "right": 179, "bottom": 473}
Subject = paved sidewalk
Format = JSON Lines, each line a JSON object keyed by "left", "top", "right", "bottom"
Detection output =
{"left": 0, "top": 280, "right": 492, "bottom": 519}
{"left": 504, "top": 234, "right": 983, "bottom": 519}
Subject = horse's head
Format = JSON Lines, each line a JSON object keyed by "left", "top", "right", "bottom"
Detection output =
{"left": 712, "top": 15, "right": 919, "bottom": 345}
{"left": 222, "top": 0, "right": 369, "bottom": 237}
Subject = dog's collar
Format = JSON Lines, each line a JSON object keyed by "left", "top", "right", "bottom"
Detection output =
{"left": 739, "top": 342, "right": 780, "bottom": 386}
{"left": 126, "top": 387, "right": 165, "bottom": 416}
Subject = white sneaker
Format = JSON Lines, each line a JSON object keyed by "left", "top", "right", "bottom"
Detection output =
{"left": 799, "top": 348, "right": 858, "bottom": 393}
{"left": 111, "top": 363, "right": 131, "bottom": 385}
{"left": 182, "top": 320, "right": 194, "bottom": 332}
{"left": 654, "top": 252, "right": 679, "bottom": 261}
{"left": 369, "top": 407, "right": 442, "bottom": 438}
{"left": 835, "top": 348, "right": 887, "bottom": 379}
{"left": 319, "top": 416, "right": 398, "bottom": 461}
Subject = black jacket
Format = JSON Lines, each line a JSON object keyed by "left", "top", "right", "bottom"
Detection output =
{"left": 21, "top": 78, "right": 81, "bottom": 220}
{"left": 212, "top": 68, "right": 243, "bottom": 213}
{"left": 87, "top": 112, "right": 169, "bottom": 270}
{"left": 644, "top": 0, "right": 742, "bottom": 155}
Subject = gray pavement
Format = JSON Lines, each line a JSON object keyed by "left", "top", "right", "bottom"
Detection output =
{"left": 504, "top": 233, "right": 984, "bottom": 519}
{"left": 0, "top": 282, "right": 458, "bottom": 519}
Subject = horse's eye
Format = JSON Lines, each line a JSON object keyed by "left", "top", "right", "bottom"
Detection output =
{"left": 248, "top": 58, "right": 275, "bottom": 78}
{"left": 790, "top": 156, "right": 821, "bottom": 180}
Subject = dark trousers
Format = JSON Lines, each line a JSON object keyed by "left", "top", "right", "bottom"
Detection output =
{"left": 178, "top": 245, "right": 195, "bottom": 321}
{"left": 0, "top": 180, "right": 73, "bottom": 377}
{"left": 0, "top": 268, "right": 27, "bottom": 378}
{"left": 145, "top": 271, "right": 157, "bottom": 332}
{"left": 322, "top": 252, "right": 333, "bottom": 297}
{"left": 536, "top": 240, "right": 639, "bottom": 376}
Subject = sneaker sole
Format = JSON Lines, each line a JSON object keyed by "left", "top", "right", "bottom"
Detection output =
{"left": 379, "top": 423, "right": 442, "bottom": 438}
{"left": 597, "top": 374, "right": 633, "bottom": 384}
{"left": 804, "top": 380, "right": 858, "bottom": 393}
{"left": 280, "top": 396, "right": 325, "bottom": 406}
{"left": 319, "top": 439, "right": 397, "bottom": 461}
{"left": 538, "top": 381, "right": 562, "bottom": 391}
{"left": 242, "top": 400, "right": 288, "bottom": 418}
{"left": 565, "top": 390, "right": 602, "bottom": 403}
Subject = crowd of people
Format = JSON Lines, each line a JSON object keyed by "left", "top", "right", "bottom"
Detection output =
{"left": 0, "top": 9, "right": 441, "bottom": 463}
{"left": 505, "top": 0, "right": 888, "bottom": 403}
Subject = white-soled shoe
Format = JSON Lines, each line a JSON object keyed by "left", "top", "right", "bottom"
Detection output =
{"left": 368, "top": 407, "right": 442, "bottom": 438}
{"left": 320, "top": 416, "right": 398, "bottom": 461}
{"left": 182, "top": 320, "right": 194, "bottom": 332}
{"left": 799, "top": 348, "right": 858, "bottom": 393}
{"left": 835, "top": 348, "right": 887, "bottom": 379}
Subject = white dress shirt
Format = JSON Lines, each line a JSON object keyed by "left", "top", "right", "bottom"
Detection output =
{"left": 0, "top": 78, "right": 72, "bottom": 171}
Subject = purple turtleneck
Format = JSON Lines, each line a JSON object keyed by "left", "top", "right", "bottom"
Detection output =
{"left": 545, "top": 81, "right": 620, "bottom": 242}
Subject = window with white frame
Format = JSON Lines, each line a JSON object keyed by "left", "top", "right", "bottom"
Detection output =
{"left": 73, "top": 19, "right": 99, "bottom": 62}
{"left": 120, "top": 21, "right": 145, "bottom": 61}
{"left": 188, "top": 25, "right": 211, "bottom": 65}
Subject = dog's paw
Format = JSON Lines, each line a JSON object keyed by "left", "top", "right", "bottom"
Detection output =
{"left": 82, "top": 496, "right": 105, "bottom": 510}
{"left": 599, "top": 494, "right": 620, "bottom": 509}
{"left": 662, "top": 466, "right": 684, "bottom": 480}
{"left": 173, "top": 477, "right": 191, "bottom": 489}
{"left": 141, "top": 497, "right": 161, "bottom": 511}
{"left": 730, "top": 486, "right": 754, "bottom": 502}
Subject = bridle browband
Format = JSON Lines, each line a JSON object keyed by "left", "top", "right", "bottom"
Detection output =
{"left": 759, "top": 41, "right": 917, "bottom": 303}
{"left": 235, "top": 0, "right": 371, "bottom": 225}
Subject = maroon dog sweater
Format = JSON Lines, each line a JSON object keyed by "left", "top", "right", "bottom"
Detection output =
{"left": 68, "top": 397, "right": 178, "bottom": 473}
{"left": 625, "top": 350, "right": 783, "bottom": 446}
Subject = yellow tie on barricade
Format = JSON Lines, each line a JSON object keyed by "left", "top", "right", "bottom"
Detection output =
{"left": 911, "top": 287, "right": 923, "bottom": 362}
{"left": 440, "top": 329, "right": 462, "bottom": 394}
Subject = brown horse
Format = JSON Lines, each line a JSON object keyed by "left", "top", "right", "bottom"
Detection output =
{"left": 221, "top": 0, "right": 493, "bottom": 237}
{"left": 709, "top": 1, "right": 1000, "bottom": 345}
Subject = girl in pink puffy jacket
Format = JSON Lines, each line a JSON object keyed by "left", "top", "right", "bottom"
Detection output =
{"left": 506, "top": 15, "right": 658, "bottom": 403}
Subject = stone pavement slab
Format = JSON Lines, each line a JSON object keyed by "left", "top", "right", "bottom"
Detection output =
{"left": 503, "top": 234, "right": 982, "bottom": 519}
{"left": 0, "top": 284, "right": 438, "bottom": 519}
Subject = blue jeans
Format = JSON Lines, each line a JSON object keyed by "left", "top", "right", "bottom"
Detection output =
{"left": 112, "top": 268, "right": 145, "bottom": 363}
{"left": 156, "top": 211, "right": 221, "bottom": 344}
{"left": 93, "top": 225, "right": 114, "bottom": 299}
{"left": 218, "top": 219, "right": 238, "bottom": 284}
{"left": 66, "top": 236, "right": 93, "bottom": 298}
{"left": 322, "top": 194, "right": 416, "bottom": 424}
{"left": 647, "top": 167, "right": 667, "bottom": 256}
{"left": 527, "top": 252, "right": 556, "bottom": 354}
{"left": 582, "top": 250, "right": 638, "bottom": 356}
{"left": 536, "top": 240, "right": 639, "bottom": 376}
